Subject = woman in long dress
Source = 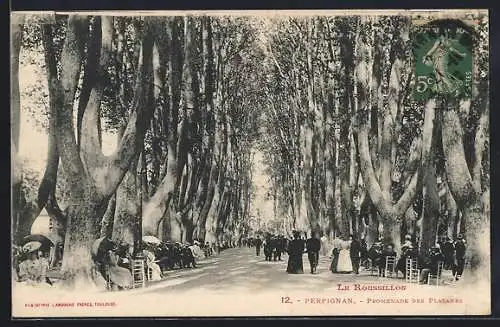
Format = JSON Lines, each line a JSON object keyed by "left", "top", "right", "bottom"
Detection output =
{"left": 106, "top": 250, "right": 133, "bottom": 290}
{"left": 143, "top": 248, "right": 162, "bottom": 281}
{"left": 286, "top": 231, "right": 305, "bottom": 274}
{"left": 336, "top": 239, "right": 353, "bottom": 273}
{"left": 330, "top": 238, "right": 342, "bottom": 273}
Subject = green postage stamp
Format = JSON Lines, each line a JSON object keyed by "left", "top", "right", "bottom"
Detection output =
{"left": 412, "top": 19, "right": 474, "bottom": 101}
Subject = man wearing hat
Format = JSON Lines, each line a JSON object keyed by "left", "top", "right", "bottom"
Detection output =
{"left": 418, "top": 243, "right": 445, "bottom": 284}
{"left": 441, "top": 236, "right": 456, "bottom": 270}
{"left": 306, "top": 231, "right": 321, "bottom": 274}
{"left": 254, "top": 236, "right": 263, "bottom": 256}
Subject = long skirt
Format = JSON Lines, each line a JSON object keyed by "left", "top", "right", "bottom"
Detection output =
{"left": 108, "top": 266, "right": 133, "bottom": 289}
{"left": 330, "top": 249, "right": 340, "bottom": 273}
{"left": 286, "top": 253, "right": 304, "bottom": 274}
{"left": 336, "top": 249, "right": 353, "bottom": 273}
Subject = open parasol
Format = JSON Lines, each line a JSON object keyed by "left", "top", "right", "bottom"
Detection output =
{"left": 23, "top": 241, "right": 42, "bottom": 253}
{"left": 142, "top": 235, "right": 162, "bottom": 245}
{"left": 23, "top": 234, "right": 54, "bottom": 252}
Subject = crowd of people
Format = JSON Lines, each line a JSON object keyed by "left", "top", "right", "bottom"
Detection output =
{"left": 91, "top": 239, "right": 222, "bottom": 290}
{"left": 14, "top": 248, "right": 52, "bottom": 287}
{"left": 366, "top": 234, "right": 467, "bottom": 283}
{"left": 250, "top": 230, "right": 467, "bottom": 285}
{"left": 13, "top": 236, "right": 227, "bottom": 290}
{"left": 13, "top": 229, "right": 467, "bottom": 290}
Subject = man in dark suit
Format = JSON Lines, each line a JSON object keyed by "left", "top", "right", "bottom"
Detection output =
{"left": 454, "top": 235, "right": 466, "bottom": 280}
{"left": 306, "top": 232, "right": 321, "bottom": 274}
{"left": 349, "top": 235, "right": 362, "bottom": 275}
{"left": 441, "top": 236, "right": 455, "bottom": 270}
{"left": 418, "top": 244, "right": 445, "bottom": 284}
{"left": 255, "top": 236, "right": 262, "bottom": 256}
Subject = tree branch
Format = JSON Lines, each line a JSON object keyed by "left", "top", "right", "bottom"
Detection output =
{"left": 99, "top": 18, "right": 156, "bottom": 196}
{"left": 38, "top": 27, "right": 62, "bottom": 210}
{"left": 441, "top": 102, "right": 478, "bottom": 207}
{"left": 358, "top": 122, "right": 391, "bottom": 217}
{"left": 81, "top": 16, "right": 113, "bottom": 185}
{"left": 77, "top": 17, "right": 101, "bottom": 150}
{"left": 46, "top": 15, "right": 89, "bottom": 180}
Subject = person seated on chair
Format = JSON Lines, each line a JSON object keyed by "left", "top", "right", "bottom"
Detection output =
{"left": 380, "top": 244, "right": 397, "bottom": 277}
{"left": 397, "top": 236, "right": 418, "bottom": 278}
{"left": 182, "top": 244, "right": 196, "bottom": 268}
{"left": 367, "top": 239, "right": 384, "bottom": 275}
{"left": 418, "top": 244, "right": 445, "bottom": 284}
{"left": 190, "top": 241, "right": 205, "bottom": 260}
{"left": 18, "top": 249, "right": 51, "bottom": 287}
{"left": 105, "top": 248, "right": 134, "bottom": 290}
{"left": 115, "top": 242, "right": 133, "bottom": 272}
{"left": 143, "top": 247, "right": 162, "bottom": 281}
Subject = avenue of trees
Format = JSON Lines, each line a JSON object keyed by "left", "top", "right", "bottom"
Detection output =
{"left": 12, "top": 12, "right": 489, "bottom": 286}
{"left": 259, "top": 14, "right": 489, "bottom": 270}
{"left": 12, "top": 14, "right": 260, "bottom": 285}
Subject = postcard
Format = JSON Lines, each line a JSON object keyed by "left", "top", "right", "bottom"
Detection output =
{"left": 11, "top": 9, "right": 490, "bottom": 317}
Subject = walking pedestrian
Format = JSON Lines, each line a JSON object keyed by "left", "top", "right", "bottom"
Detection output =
{"left": 349, "top": 235, "right": 362, "bottom": 275}
{"left": 255, "top": 236, "right": 262, "bottom": 256}
{"left": 286, "top": 230, "right": 305, "bottom": 274}
{"left": 306, "top": 231, "right": 321, "bottom": 274}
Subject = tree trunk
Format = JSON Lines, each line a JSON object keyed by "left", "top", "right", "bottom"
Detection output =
{"left": 446, "top": 186, "right": 459, "bottom": 238}
{"left": 112, "top": 157, "right": 140, "bottom": 246}
{"left": 205, "top": 181, "right": 222, "bottom": 245}
{"left": 61, "top": 182, "right": 109, "bottom": 288}
{"left": 419, "top": 163, "right": 440, "bottom": 254}
{"left": 383, "top": 216, "right": 401, "bottom": 252}
{"left": 11, "top": 20, "right": 23, "bottom": 244}
{"left": 100, "top": 194, "right": 115, "bottom": 238}
{"left": 441, "top": 103, "right": 487, "bottom": 273}
{"left": 43, "top": 16, "right": 156, "bottom": 287}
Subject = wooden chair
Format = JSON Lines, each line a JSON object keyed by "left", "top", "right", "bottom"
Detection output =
{"left": 147, "top": 266, "right": 153, "bottom": 281}
{"left": 103, "top": 266, "right": 113, "bottom": 290}
{"left": 369, "top": 258, "right": 380, "bottom": 276}
{"left": 131, "top": 258, "right": 146, "bottom": 288}
{"left": 384, "top": 256, "right": 397, "bottom": 278}
{"left": 405, "top": 257, "right": 419, "bottom": 283}
{"left": 428, "top": 261, "right": 444, "bottom": 286}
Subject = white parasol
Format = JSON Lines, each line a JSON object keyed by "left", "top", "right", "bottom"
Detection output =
{"left": 23, "top": 241, "right": 42, "bottom": 253}
{"left": 142, "top": 235, "right": 162, "bottom": 245}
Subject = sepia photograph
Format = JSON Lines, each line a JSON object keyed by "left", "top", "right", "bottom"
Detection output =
{"left": 10, "top": 9, "right": 490, "bottom": 317}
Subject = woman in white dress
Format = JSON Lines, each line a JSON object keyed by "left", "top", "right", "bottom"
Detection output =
{"left": 143, "top": 249, "right": 162, "bottom": 281}
{"left": 336, "top": 239, "right": 353, "bottom": 273}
